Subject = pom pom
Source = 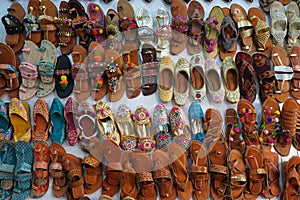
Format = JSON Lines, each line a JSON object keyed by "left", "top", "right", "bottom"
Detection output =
{"left": 239, "top": 135, "right": 243, "bottom": 141}
{"left": 260, "top": 124, "right": 265, "bottom": 129}
{"left": 259, "top": 137, "right": 263, "bottom": 143}
{"left": 269, "top": 138, "right": 274, "bottom": 144}
{"left": 267, "top": 117, "right": 272, "bottom": 123}
{"left": 274, "top": 118, "right": 279, "bottom": 123}
{"left": 233, "top": 128, "right": 239, "bottom": 133}
{"left": 263, "top": 130, "right": 269, "bottom": 135}
{"left": 275, "top": 110, "right": 280, "bottom": 115}
{"left": 229, "top": 137, "right": 234, "bottom": 142}
{"left": 240, "top": 117, "right": 245, "bottom": 123}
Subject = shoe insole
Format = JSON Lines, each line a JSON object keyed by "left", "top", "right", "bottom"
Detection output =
{"left": 176, "top": 71, "right": 188, "bottom": 93}
{"left": 160, "top": 68, "right": 173, "bottom": 90}
{"left": 66, "top": 112, "right": 76, "bottom": 131}
{"left": 52, "top": 113, "right": 64, "bottom": 133}
{"left": 80, "top": 117, "right": 95, "bottom": 138}
{"left": 137, "top": 124, "right": 151, "bottom": 138}
{"left": 192, "top": 67, "right": 203, "bottom": 90}
{"left": 207, "top": 70, "right": 220, "bottom": 91}
{"left": 226, "top": 68, "right": 237, "bottom": 91}
{"left": 35, "top": 114, "right": 47, "bottom": 131}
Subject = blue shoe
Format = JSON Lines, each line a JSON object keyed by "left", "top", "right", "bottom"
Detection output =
{"left": 188, "top": 102, "right": 205, "bottom": 143}
{"left": 49, "top": 98, "right": 66, "bottom": 144}
{"left": 0, "top": 140, "right": 16, "bottom": 199}
{"left": 0, "top": 100, "right": 13, "bottom": 140}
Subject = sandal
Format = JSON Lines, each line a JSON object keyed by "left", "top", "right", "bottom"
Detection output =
{"left": 31, "top": 141, "right": 50, "bottom": 198}
{"left": 54, "top": 1, "right": 76, "bottom": 55}
{"left": 290, "top": 45, "right": 300, "bottom": 99}
{"left": 0, "top": 141, "right": 16, "bottom": 200}
{"left": 38, "top": 0, "right": 58, "bottom": 46}
{"left": 270, "top": 1, "right": 287, "bottom": 47}
{"left": 248, "top": 8, "right": 273, "bottom": 57}
{"left": 156, "top": 8, "right": 172, "bottom": 58}
{"left": 2, "top": 2, "right": 26, "bottom": 53}
{"left": 188, "top": 102, "right": 205, "bottom": 143}
{"left": 120, "top": 151, "right": 138, "bottom": 200}
{"left": 259, "top": 98, "right": 281, "bottom": 147}
{"left": 205, "top": 58, "right": 225, "bottom": 103}
{"left": 153, "top": 104, "right": 172, "bottom": 149}
{"left": 72, "top": 45, "right": 90, "bottom": 102}
{"left": 0, "top": 42, "right": 17, "bottom": 68}
{"left": 230, "top": 4, "right": 255, "bottom": 54}
{"left": 95, "top": 100, "right": 120, "bottom": 145}
{"left": 132, "top": 106, "right": 155, "bottom": 152}
{"left": 225, "top": 108, "right": 245, "bottom": 153}
{"left": 237, "top": 100, "right": 259, "bottom": 146}
{"left": 274, "top": 98, "right": 298, "bottom": 156}
{"left": 55, "top": 55, "right": 74, "bottom": 98}
{"left": 88, "top": 41, "right": 108, "bottom": 101}
{"left": 262, "top": 149, "right": 280, "bottom": 199}
{"left": 122, "top": 44, "right": 141, "bottom": 99}
{"left": 203, "top": 108, "right": 223, "bottom": 143}
{"left": 87, "top": 3, "right": 106, "bottom": 46}
{"left": 83, "top": 137, "right": 103, "bottom": 194}
{"left": 37, "top": 40, "right": 57, "bottom": 97}
{"left": 49, "top": 142, "right": 67, "bottom": 198}
{"left": 116, "top": 104, "right": 137, "bottom": 150}
{"left": 105, "top": 49, "right": 124, "bottom": 102}
{"left": 158, "top": 56, "right": 174, "bottom": 103}
{"left": 64, "top": 97, "right": 79, "bottom": 146}
{"left": 252, "top": 52, "right": 276, "bottom": 102}
{"left": 19, "top": 40, "right": 41, "bottom": 100}
{"left": 187, "top": 0, "right": 204, "bottom": 55}
{"left": 24, "top": 0, "right": 42, "bottom": 45}
{"left": 170, "top": 0, "right": 188, "bottom": 55}
{"left": 204, "top": 6, "right": 224, "bottom": 58}
{"left": 0, "top": 63, "right": 19, "bottom": 99}
{"left": 244, "top": 146, "right": 266, "bottom": 199}
{"left": 189, "top": 140, "right": 210, "bottom": 200}
{"left": 106, "top": 9, "right": 122, "bottom": 52}
{"left": 0, "top": 99, "right": 13, "bottom": 140}
{"left": 62, "top": 154, "right": 85, "bottom": 199}
{"left": 153, "top": 149, "right": 176, "bottom": 200}
{"left": 294, "top": 101, "right": 300, "bottom": 151}
{"left": 141, "top": 43, "right": 159, "bottom": 96}
{"left": 228, "top": 149, "right": 246, "bottom": 200}
{"left": 281, "top": 156, "right": 300, "bottom": 200}
{"left": 174, "top": 58, "right": 190, "bottom": 105}
{"left": 286, "top": 1, "right": 300, "bottom": 51}
{"left": 12, "top": 141, "right": 33, "bottom": 200}
{"left": 169, "top": 105, "right": 192, "bottom": 151}
{"left": 272, "top": 45, "right": 293, "bottom": 102}
{"left": 260, "top": 0, "right": 276, "bottom": 12}
{"left": 49, "top": 98, "right": 65, "bottom": 144}
{"left": 235, "top": 52, "right": 256, "bottom": 102}
{"left": 190, "top": 54, "right": 206, "bottom": 102}
{"left": 32, "top": 98, "right": 49, "bottom": 142}
{"left": 9, "top": 98, "right": 31, "bottom": 143}
{"left": 222, "top": 56, "right": 240, "bottom": 103}
{"left": 168, "top": 143, "right": 192, "bottom": 200}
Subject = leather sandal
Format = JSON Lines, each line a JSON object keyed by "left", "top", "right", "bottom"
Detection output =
{"left": 272, "top": 45, "right": 293, "bottom": 102}
{"left": 168, "top": 143, "right": 192, "bottom": 200}
{"left": 88, "top": 41, "right": 108, "bottom": 101}
{"left": 294, "top": 101, "right": 300, "bottom": 151}
{"left": 31, "top": 141, "right": 50, "bottom": 198}
{"left": 189, "top": 140, "right": 210, "bottom": 200}
{"left": 290, "top": 45, "right": 300, "bottom": 99}
{"left": 248, "top": 8, "right": 273, "bottom": 57}
{"left": 83, "top": 137, "right": 103, "bottom": 194}
{"left": 0, "top": 42, "right": 17, "bottom": 67}
{"left": 231, "top": 4, "right": 256, "bottom": 54}
{"left": 0, "top": 63, "right": 19, "bottom": 99}
{"left": 274, "top": 98, "right": 298, "bottom": 156}
{"left": 106, "top": 9, "right": 122, "bottom": 52}
{"left": 132, "top": 151, "right": 157, "bottom": 200}
{"left": 87, "top": 3, "right": 106, "bottom": 46}
{"left": 2, "top": 2, "right": 26, "bottom": 53}
{"left": 102, "top": 139, "right": 122, "bottom": 198}
{"left": 244, "top": 146, "right": 267, "bottom": 199}
{"left": 252, "top": 52, "right": 276, "bottom": 102}
{"left": 122, "top": 44, "right": 141, "bottom": 99}
{"left": 203, "top": 108, "right": 223, "bottom": 143}
{"left": 156, "top": 8, "right": 172, "bottom": 58}
{"left": 259, "top": 98, "right": 281, "bottom": 148}
{"left": 72, "top": 45, "right": 90, "bottom": 102}
{"left": 228, "top": 149, "right": 246, "bottom": 200}
{"left": 32, "top": 98, "right": 49, "bottom": 142}
{"left": 153, "top": 149, "right": 176, "bottom": 200}
{"left": 24, "top": 0, "right": 42, "bottom": 45}
{"left": 55, "top": 55, "right": 74, "bottom": 98}
{"left": 262, "top": 149, "right": 280, "bottom": 199}
{"left": 237, "top": 100, "right": 259, "bottom": 146}
{"left": 64, "top": 97, "right": 79, "bottom": 146}
{"left": 225, "top": 108, "right": 245, "bottom": 153}
{"left": 62, "top": 154, "right": 85, "bottom": 199}
{"left": 49, "top": 142, "right": 67, "bottom": 198}
{"left": 120, "top": 151, "right": 138, "bottom": 200}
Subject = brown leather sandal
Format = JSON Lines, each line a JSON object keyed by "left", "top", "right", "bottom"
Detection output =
{"left": 25, "top": 0, "right": 42, "bottom": 45}
{"left": 132, "top": 151, "right": 157, "bottom": 200}
{"left": 290, "top": 46, "right": 300, "bottom": 99}
{"left": 244, "top": 146, "right": 266, "bottom": 199}
{"left": 49, "top": 142, "right": 67, "bottom": 198}
{"left": 153, "top": 149, "right": 176, "bottom": 200}
{"left": 62, "top": 154, "right": 85, "bottom": 199}
{"left": 32, "top": 98, "right": 49, "bottom": 142}
{"left": 189, "top": 140, "right": 209, "bottom": 200}
{"left": 83, "top": 137, "right": 103, "bottom": 194}
{"left": 228, "top": 149, "right": 246, "bottom": 200}
{"left": 120, "top": 150, "right": 138, "bottom": 200}
{"left": 168, "top": 143, "right": 192, "bottom": 200}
